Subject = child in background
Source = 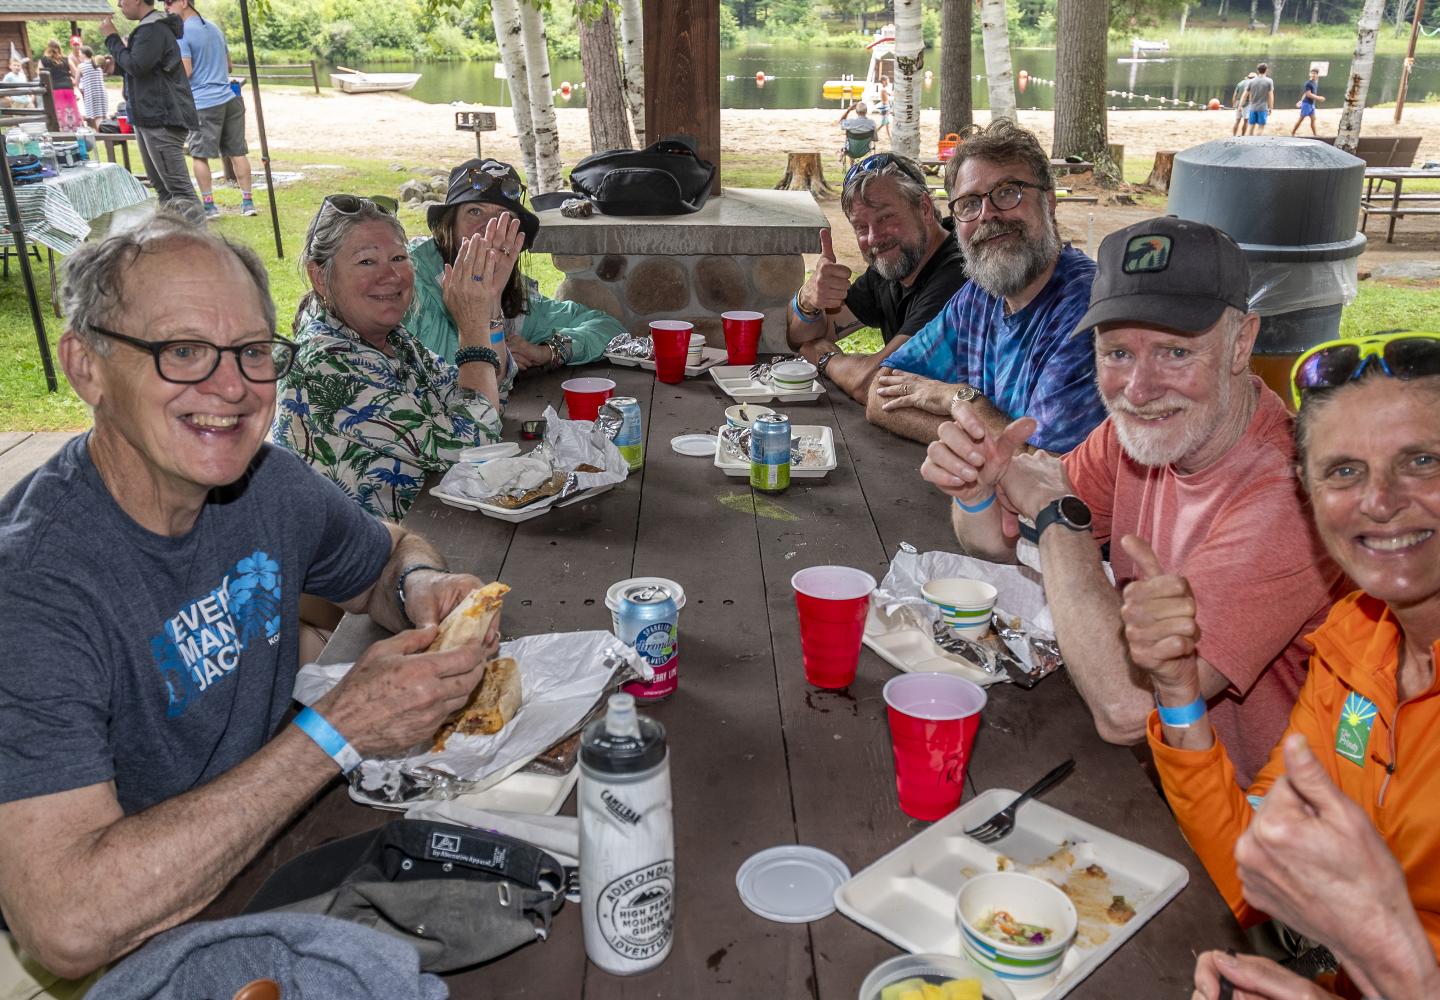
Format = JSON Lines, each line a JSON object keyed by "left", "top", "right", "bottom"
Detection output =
{"left": 77, "top": 46, "right": 108, "bottom": 126}
{"left": 39, "top": 39, "right": 81, "bottom": 129}
{"left": 2, "top": 58, "right": 34, "bottom": 109}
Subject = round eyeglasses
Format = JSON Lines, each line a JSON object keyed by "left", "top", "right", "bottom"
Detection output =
{"left": 948, "top": 180, "right": 1050, "bottom": 223}
{"left": 90, "top": 326, "right": 297, "bottom": 384}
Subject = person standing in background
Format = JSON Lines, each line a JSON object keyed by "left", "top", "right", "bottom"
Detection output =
{"left": 1290, "top": 67, "right": 1325, "bottom": 137}
{"left": 1230, "top": 71, "right": 1254, "bottom": 137}
{"left": 39, "top": 39, "right": 81, "bottom": 129}
{"left": 171, "top": 0, "right": 257, "bottom": 218}
{"left": 76, "top": 47, "right": 108, "bottom": 127}
{"left": 100, "top": 0, "right": 203, "bottom": 224}
{"left": 1243, "top": 63, "right": 1274, "bottom": 136}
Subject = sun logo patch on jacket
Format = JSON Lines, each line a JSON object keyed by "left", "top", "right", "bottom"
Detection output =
{"left": 1334, "top": 692, "right": 1378, "bottom": 767}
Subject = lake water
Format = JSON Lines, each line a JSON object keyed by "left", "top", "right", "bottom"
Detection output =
{"left": 323, "top": 44, "right": 1438, "bottom": 113}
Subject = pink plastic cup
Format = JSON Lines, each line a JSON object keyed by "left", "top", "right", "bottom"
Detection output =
{"left": 722, "top": 311, "right": 764, "bottom": 365}
{"left": 650, "top": 321, "right": 693, "bottom": 384}
{"left": 561, "top": 376, "right": 615, "bottom": 421}
{"left": 882, "top": 672, "right": 987, "bottom": 821}
{"left": 792, "top": 566, "right": 877, "bottom": 689}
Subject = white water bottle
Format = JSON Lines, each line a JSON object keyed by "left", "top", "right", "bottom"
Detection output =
{"left": 578, "top": 692, "right": 674, "bottom": 975}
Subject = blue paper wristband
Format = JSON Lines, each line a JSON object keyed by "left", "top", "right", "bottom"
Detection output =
{"left": 791, "top": 294, "right": 822, "bottom": 324}
{"left": 1154, "top": 694, "right": 1207, "bottom": 729}
{"left": 293, "top": 706, "right": 363, "bottom": 774}
{"left": 953, "top": 492, "right": 997, "bottom": 514}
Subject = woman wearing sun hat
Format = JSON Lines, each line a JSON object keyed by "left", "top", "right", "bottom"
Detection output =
{"left": 406, "top": 158, "right": 625, "bottom": 385}
{"left": 1120, "top": 331, "right": 1440, "bottom": 998}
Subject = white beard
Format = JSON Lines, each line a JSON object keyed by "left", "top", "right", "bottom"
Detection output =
{"left": 1107, "top": 375, "right": 1232, "bottom": 468}
{"left": 961, "top": 215, "right": 1062, "bottom": 299}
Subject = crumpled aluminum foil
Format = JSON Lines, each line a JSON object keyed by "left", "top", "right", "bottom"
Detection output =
{"left": 604, "top": 331, "right": 653, "bottom": 360}
{"left": 747, "top": 355, "right": 798, "bottom": 382}
{"left": 931, "top": 618, "right": 1062, "bottom": 689}
{"left": 717, "top": 425, "right": 822, "bottom": 466}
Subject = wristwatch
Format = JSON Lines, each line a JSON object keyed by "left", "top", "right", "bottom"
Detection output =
{"left": 952, "top": 385, "right": 981, "bottom": 406}
{"left": 395, "top": 564, "right": 444, "bottom": 625}
{"left": 1018, "top": 496, "right": 1092, "bottom": 544}
{"left": 816, "top": 350, "right": 841, "bottom": 377}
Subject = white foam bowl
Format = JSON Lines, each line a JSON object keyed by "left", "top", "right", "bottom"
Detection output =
{"left": 724, "top": 403, "right": 774, "bottom": 429}
{"left": 956, "top": 872, "right": 1078, "bottom": 982}
{"left": 769, "top": 359, "right": 817, "bottom": 388}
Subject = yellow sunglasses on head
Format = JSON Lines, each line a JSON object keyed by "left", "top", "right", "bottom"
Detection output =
{"left": 1289, "top": 331, "right": 1440, "bottom": 409}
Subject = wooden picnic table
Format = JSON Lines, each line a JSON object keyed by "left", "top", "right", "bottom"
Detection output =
{"left": 201, "top": 364, "right": 1246, "bottom": 996}
{"left": 1360, "top": 166, "right": 1440, "bottom": 244}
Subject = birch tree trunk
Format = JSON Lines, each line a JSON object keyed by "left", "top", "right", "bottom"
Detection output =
{"left": 577, "top": 1, "right": 633, "bottom": 151}
{"left": 1180, "top": 4, "right": 1190, "bottom": 33}
{"left": 1250, "top": 0, "right": 1260, "bottom": 27}
{"left": 1053, "top": 0, "right": 1119, "bottom": 185}
{"left": 1271, "top": 0, "right": 1286, "bottom": 33}
{"left": 939, "top": 0, "right": 973, "bottom": 137}
{"left": 892, "top": 0, "right": 924, "bottom": 158}
{"left": 617, "top": 0, "right": 645, "bottom": 146}
{"left": 1337, "top": 0, "right": 1388, "bottom": 152}
{"left": 1311, "top": 0, "right": 1320, "bottom": 24}
{"left": 980, "top": 0, "right": 1016, "bottom": 122}
{"left": 491, "top": 0, "right": 536, "bottom": 187}
{"left": 519, "top": 0, "right": 563, "bottom": 192}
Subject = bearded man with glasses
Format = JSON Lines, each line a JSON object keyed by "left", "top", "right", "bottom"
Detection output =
{"left": 0, "top": 213, "right": 500, "bottom": 989}
{"left": 786, "top": 152, "right": 967, "bottom": 405}
{"left": 867, "top": 120, "right": 1106, "bottom": 452}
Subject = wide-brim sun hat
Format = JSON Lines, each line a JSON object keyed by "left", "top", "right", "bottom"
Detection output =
{"left": 427, "top": 158, "right": 541, "bottom": 251}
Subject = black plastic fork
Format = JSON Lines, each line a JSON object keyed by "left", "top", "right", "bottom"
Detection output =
{"left": 964, "top": 758, "right": 1076, "bottom": 844}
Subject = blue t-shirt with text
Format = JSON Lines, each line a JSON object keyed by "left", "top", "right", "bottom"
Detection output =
{"left": 178, "top": 14, "right": 233, "bottom": 109}
{"left": 883, "top": 245, "right": 1106, "bottom": 453}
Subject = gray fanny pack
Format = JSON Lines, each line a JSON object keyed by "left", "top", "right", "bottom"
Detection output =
{"left": 244, "top": 819, "right": 569, "bottom": 972}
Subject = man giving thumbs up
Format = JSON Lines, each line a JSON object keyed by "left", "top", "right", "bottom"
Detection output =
{"left": 786, "top": 153, "right": 965, "bottom": 404}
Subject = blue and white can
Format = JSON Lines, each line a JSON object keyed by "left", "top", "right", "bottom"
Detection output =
{"left": 749, "top": 412, "right": 791, "bottom": 493}
{"left": 616, "top": 581, "right": 679, "bottom": 703}
{"left": 610, "top": 395, "right": 644, "bottom": 471}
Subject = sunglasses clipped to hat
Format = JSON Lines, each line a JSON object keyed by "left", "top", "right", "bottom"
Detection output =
{"left": 1289, "top": 331, "right": 1440, "bottom": 409}
{"left": 428, "top": 158, "right": 541, "bottom": 249}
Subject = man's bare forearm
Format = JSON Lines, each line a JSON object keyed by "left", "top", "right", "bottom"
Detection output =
{"left": 364, "top": 526, "right": 447, "bottom": 632}
{"left": 4, "top": 727, "right": 335, "bottom": 977}
{"left": 865, "top": 389, "right": 947, "bottom": 442}
{"left": 947, "top": 498, "right": 1019, "bottom": 564}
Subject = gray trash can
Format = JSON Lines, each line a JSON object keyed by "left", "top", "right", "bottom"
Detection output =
{"left": 1167, "top": 136, "right": 1366, "bottom": 403}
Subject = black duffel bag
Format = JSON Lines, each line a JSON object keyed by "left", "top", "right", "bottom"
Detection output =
{"left": 568, "top": 134, "right": 716, "bottom": 216}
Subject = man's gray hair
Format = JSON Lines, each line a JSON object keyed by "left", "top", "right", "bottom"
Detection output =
{"left": 295, "top": 198, "right": 408, "bottom": 333}
{"left": 840, "top": 152, "right": 935, "bottom": 219}
{"left": 60, "top": 210, "right": 275, "bottom": 353}
{"left": 943, "top": 119, "right": 1053, "bottom": 195}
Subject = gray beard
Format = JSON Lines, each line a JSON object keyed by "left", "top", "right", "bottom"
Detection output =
{"left": 871, "top": 242, "right": 925, "bottom": 282}
{"left": 961, "top": 217, "right": 1062, "bottom": 299}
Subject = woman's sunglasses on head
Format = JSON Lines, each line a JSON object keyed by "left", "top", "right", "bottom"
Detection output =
{"left": 465, "top": 164, "right": 525, "bottom": 203}
{"left": 323, "top": 193, "right": 400, "bottom": 216}
{"left": 1289, "top": 332, "right": 1440, "bottom": 409}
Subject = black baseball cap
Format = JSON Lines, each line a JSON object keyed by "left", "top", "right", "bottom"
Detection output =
{"left": 1073, "top": 216, "right": 1251, "bottom": 336}
{"left": 428, "top": 158, "right": 541, "bottom": 250}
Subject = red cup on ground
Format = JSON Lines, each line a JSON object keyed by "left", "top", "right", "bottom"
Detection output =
{"left": 792, "top": 565, "right": 877, "bottom": 689}
{"left": 882, "top": 672, "right": 987, "bottom": 821}
{"left": 561, "top": 376, "right": 615, "bottom": 421}
{"left": 650, "top": 321, "right": 692, "bottom": 384}
{"left": 722, "top": 310, "right": 764, "bottom": 365}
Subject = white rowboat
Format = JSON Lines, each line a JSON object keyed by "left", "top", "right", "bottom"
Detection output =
{"left": 330, "top": 71, "right": 422, "bottom": 94}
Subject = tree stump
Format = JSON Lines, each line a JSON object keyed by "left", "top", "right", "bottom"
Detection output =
{"left": 1147, "top": 150, "right": 1177, "bottom": 193}
{"left": 775, "top": 151, "right": 834, "bottom": 198}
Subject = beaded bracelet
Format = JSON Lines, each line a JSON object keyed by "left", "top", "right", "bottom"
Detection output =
{"left": 791, "top": 293, "right": 822, "bottom": 324}
{"left": 454, "top": 345, "right": 502, "bottom": 375}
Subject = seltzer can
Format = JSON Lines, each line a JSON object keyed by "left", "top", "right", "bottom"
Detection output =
{"left": 618, "top": 584, "right": 679, "bottom": 702}
{"left": 749, "top": 412, "right": 791, "bottom": 493}
{"left": 611, "top": 396, "right": 644, "bottom": 471}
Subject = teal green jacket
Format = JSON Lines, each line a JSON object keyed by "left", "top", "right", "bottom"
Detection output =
{"left": 405, "top": 236, "right": 624, "bottom": 364}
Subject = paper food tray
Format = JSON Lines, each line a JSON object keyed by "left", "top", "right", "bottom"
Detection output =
{"left": 709, "top": 365, "right": 825, "bottom": 403}
{"left": 863, "top": 604, "right": 1002, "bottom": 687}
{"left": 713, "top": 425, "right": 838, "bottom": 478}
{"left": 605, "top": 346, "right": 727, "bottom": 376}
{"left": 349, "top": 763, "right": 578, "bottom": 816}
{"left": 429, "top": 482, "right": 615, "bottom": 522}
{"left": 834, "top": 788, "right": 1189, "bottom": 1000}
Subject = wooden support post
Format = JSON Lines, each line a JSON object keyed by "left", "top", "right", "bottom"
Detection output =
{"left": 643, "top": 0, "right": 720, "bottom": 192}
{"left": 1146, "top": 150, "right": 1176, "bottom": 192}
{"left": 775, "top": 152, "right": 833, "bottom": 198}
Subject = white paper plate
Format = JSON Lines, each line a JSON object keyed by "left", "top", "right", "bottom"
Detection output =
{"left": 862, "top": 604, "right": 1003, "bottom": 687}
{"left": 709, "top": 365, "right": 825, "bottom": 403}
{"left": 349, "top": 764, "right": 579, "bottom": 816}
{"left": 736, "top": 845, "right": 851, "bottom": 923}
{"left": 606, "top": 346, "right": 727, "bottom": 376}
{"left": 671, "top": 433, "right": 718, "bottom": 457}
{"left": 834, "top": 789, "right": 1190, "bottom": 999}
{"left": 714, "top": 424, "right": 838, "bottom": 479}
{"left": 428, "top": 483, "right": 615, "bottom": 522}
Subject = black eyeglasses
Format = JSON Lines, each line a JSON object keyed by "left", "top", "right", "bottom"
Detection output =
{"left": 91, "top": 326, "right": 297, "bottom": 384}
{"left": 323, "top": 193, "right": 399, "bottom": 216}
{"left": 948, "top": 180, "right": 1050, "bottom": 223}
{"left": 843, "top": 152, "right": 927, "bottom": 191}
{"left": 465, "top": 163, "right": 525, "bottom": 202}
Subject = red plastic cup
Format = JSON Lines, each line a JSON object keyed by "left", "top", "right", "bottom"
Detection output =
{"left": 722, "top": 311, "right": 764, "bottom": 365}
{"left": 561, "top": 376, "right": 615, "bottom": 421}
{"left": 792, "top": 565, "right": 877, "bottom": 689}
{"left": 882, "top": 673, "right": 987, "bottom": 821}
{"left": 117, "top": 114, "right": 132, "bottom": 135}
{"left": 650, "top": 321, "right": 692, "bottom": 384}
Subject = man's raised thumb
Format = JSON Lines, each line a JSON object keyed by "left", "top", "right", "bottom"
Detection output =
{"left": 1279, "top": 732, "right": 1340, "bottom": 808}
{"left": 819, "top": 227, "right": 836, "bottom": 263}
{"left": 1119, "top": 534, "right": 1166, "bottom": 581}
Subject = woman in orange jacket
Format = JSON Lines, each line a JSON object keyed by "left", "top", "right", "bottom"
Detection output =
{"left": 1117, "top": 332, "right": 1440, "bottom": 999}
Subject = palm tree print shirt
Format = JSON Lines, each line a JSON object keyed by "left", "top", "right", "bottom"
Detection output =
{"left": 273, "top": 306, "right": 503, "bottom": 521}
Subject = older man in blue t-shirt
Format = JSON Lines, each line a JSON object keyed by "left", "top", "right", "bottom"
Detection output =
{"left": 173, "top": 0, "right": 256, "bottom": 217}
{"left": 866, "top": 121, "right": 1106, "bottom": 454}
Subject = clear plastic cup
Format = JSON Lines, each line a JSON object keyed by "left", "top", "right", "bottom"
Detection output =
{"left": 561, "top": 377, "right": 615, "bottom": 421}
{"left": 791, "top": 566, "right": 877, "bottom": 689}
{"left": 882, "top": 672, "right": 987, "bottom": 821}
{"left": 721, "top": 311, "right": 763, "bottom": 365}
{"left": 650, "top": 321, "right": 692, "bottom": 384}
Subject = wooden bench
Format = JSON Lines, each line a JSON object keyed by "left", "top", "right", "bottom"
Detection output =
{"left": 1359, "top": 166, "right": 1440, "bottom": 242}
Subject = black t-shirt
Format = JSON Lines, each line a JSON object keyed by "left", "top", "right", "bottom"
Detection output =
{"left": 844, "top": 216, "right": 968, "bottom": 343}
{"left": 40, "top": 56, "right": 73, "bottom": 90}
